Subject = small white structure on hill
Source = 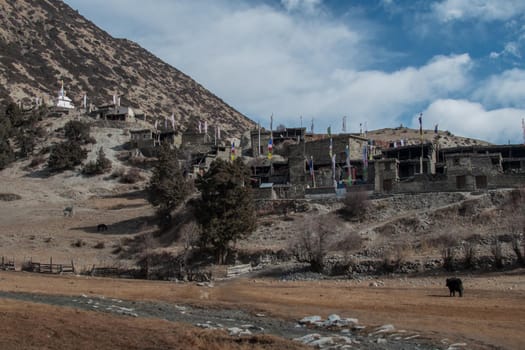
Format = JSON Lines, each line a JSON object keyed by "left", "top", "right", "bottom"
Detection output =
{"left": 55, "top": 81, "right": 75, "bottom": 109}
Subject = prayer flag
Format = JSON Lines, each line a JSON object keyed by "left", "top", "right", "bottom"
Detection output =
{"left": 345, "top": 145, "right": 351, "bottom": 186}
{"left": 268, "top": 137, "right": 273, "bottom": 160}
{"left": 418, "top": 113, "right": 423, "bottom": 138}
{"left": 362, "top": 144, "right": 368, "bottom": 168}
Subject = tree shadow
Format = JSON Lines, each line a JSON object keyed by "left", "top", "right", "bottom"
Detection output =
{"left": 23, "top": 168, "right": 55, "bottom": 178}
{"left": 100, "top": 189, "right": 147, "bottom": 200}
{"left": 70, "top": 215, "right": 155, "bottom": 235}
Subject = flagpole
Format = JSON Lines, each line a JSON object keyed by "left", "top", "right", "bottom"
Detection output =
{"left": 419, "top": 113, "right": 423, "bottom": 174}
{"left": 270, "top": 114, "right": 273, "bottom": 176}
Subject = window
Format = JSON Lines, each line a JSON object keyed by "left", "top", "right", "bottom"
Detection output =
{"left": 456, "top": 175, "right": 466, "bottom": 189}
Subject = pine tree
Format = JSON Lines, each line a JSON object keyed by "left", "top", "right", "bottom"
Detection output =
{"left": 47, "top": 141, "right": 88, "bottom": 171}
{"left": 95, "top": 147, "right": 112, "bottom": 172}
{"left": 194, "top": 158, "right": 257, "bottom": 264}
{"left": 147, "top": 143, "right": 191, "bottom": 215}
{"left": 0, "top": 113, "right": 14, "bottom": 169}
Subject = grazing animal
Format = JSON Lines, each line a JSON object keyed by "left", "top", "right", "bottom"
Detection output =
{"left": 446, "top": 277, "right": 464, "bottom": 297}
{"left": 63, "top": 206, "right": 75, "bottom": 217}
{"left": 97, "top": 224, "right": 108, "bottom": 232}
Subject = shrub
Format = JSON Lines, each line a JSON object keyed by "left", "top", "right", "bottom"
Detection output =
{"left": 72, "top": 239, "right": 86, "bottom": 248}
{"left": 511, "top": 234, "right": 524, "bottom": 266}
{"left": 291, "top": 217, "right": 335, "bottom": 273}
{"left": 93, "top": 241, "right": 105, "bottom": 249}
{"left": 462, "top": 242, "right": 476, "bottom": 269}
{"left": 338, "top": 190, "right": 369, "bottom": 221}
{"left": 491, "top": 238, "right": 504, "bottom": 269}
{"left": 64, "top": 120, "right": 92, "bottom": 144}
{"left": 334, "top": 231, "right": 363, "bottom": 252}
{"left": 442, "top": 246, "right": 455, "bottom": 271}
{"left": 29, "top": 155, "right": 46, "bottom": 168}
{"left": 47, "top": 141, "right": 87, "bottom": 171}
{"left": 120, "top": 167, "right": 144, "bottom": 183}
{"left": 110, "top": 167, "right": 126, "bottom": 179}
{"left": 82, "top": 147, "right": 112, "bottom": 175}
{"left": 383, "top": 243, "right": 411, "bottom": 273}
{"left": 82, "top": 160, "right": 99, "bottom": 175}
{"left": 0, "top": 193, "right": 22, "bottom": 201}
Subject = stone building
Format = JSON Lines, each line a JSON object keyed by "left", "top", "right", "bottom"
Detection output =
{"left": 374, "top": 143, "right": 525, "bottom": 194}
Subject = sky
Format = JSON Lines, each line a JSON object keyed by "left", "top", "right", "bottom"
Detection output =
{"left": 63, "top": 0, "right": 525, "bottom": 144}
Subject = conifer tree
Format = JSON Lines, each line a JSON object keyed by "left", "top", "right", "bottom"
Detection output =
{"left": 147, "top": 143, "right": 190, "bottom": 215}
{"left": 95, "top": 147, "right": 112, "bottom": 172}
{"left": 194, "top": 158, "right": 257, "bottom": 264}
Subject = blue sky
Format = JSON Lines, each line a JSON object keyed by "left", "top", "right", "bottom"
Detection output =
{"left": 64, "top": 0, "right": 525, "bottom": 144}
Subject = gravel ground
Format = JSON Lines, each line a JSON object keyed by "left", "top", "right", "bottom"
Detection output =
{"left": 0, "top": 290, "right": 448, "bottom": 350}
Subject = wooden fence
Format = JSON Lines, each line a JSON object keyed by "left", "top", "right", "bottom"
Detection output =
{"left": 24, "top": 258, "right": 75, "bottom": 274}
{"left": 226, "top": 264, "right": 252, "bottom": 278}
{"left": 0, "top": 256, "right": 15, "bottom": 271}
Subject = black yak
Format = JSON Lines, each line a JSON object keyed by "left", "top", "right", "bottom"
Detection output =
{"left": 97, "top": 224, "right": 108, "bottom": 232}
{"left": 446, "top": 277, "right": 463, "bottom": 297}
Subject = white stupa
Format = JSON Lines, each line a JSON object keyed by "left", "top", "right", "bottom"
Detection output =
{"left": 56, "top": 81, "right": 75, "bottom": 109}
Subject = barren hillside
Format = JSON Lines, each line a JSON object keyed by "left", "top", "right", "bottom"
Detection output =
{"left": 0, "top": 0, "right": 255, "bottom": 137}
{"left": 366, "top": 127, "right": 492, "bottom": 148}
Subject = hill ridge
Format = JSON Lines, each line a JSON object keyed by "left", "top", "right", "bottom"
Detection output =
{"left": 0, "top": 0, "right": 255, "bottom": 137}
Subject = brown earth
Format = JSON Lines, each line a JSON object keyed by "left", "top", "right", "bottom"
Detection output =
{"left": 0, "top": 298, "right": 304, "bottom": 350}
{"left": 0, "top": 270, "right": 523, "bottom": 349}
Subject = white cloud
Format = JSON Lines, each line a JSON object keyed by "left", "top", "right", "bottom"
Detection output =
{"left": 281, "top": 0, "right": 321, "bottom": 13}
{"left": 473, "top": 69, "right": 525, "bottom": 108}
{"left": 432, "top": 0, "right": 525, "bottom": 22}
{"left": 66, "top": 0, "right": 514, "bottom": 142}
{"left": 422, "top": 99, "right": 525, "bottom": 144}
{"left": 489, "top": 42, "right": 522, "bottom": 59}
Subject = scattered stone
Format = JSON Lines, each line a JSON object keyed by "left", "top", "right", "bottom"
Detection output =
{"left": 228, "top": 327, "right": 243, "bottom": 336}
{"left": 299, "top": 315, "right": 322, "bottom": 325}
{"left": 404, "top": 334, "right": 420, "bottom": 340}
{"left": 310, "top": 337, "right": 334, "bottom": 347}
{"left": 293, "top": 333, "right": 321, "bottom": 344}
{"left": 196, "top": 323, "right": 217, "bottom": 330}
{"left": 377, "top": 338, "right": 387, "bottom": 344}
{"left": 374, "top": 324, "right": 395, "bottom": 334}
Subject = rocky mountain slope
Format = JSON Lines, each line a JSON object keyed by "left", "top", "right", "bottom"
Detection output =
{"left": 0, "top": 0, "right": 255, "bottom": 137}
{"left": 365, "top": 127, "right": 492, "bottom": 148}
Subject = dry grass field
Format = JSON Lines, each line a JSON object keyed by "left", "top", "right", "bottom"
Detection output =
{"left": 0, "top": 270, "right": 523, "bottom": 349}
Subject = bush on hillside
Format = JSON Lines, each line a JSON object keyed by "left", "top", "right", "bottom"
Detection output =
{"left": 120, "top": 167, "right": 144, "bottom": 183}
{"left": 82, "top": 147, "right": 112, "bottom": 176}
{"left": 338, "top": 190, "right": 369, "bottom": 221}
{"left": 47, "top": 141, "right": 87, "bottom": 171}
{"left": 64, "top": 120, "right": 94, "bottom": 144}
